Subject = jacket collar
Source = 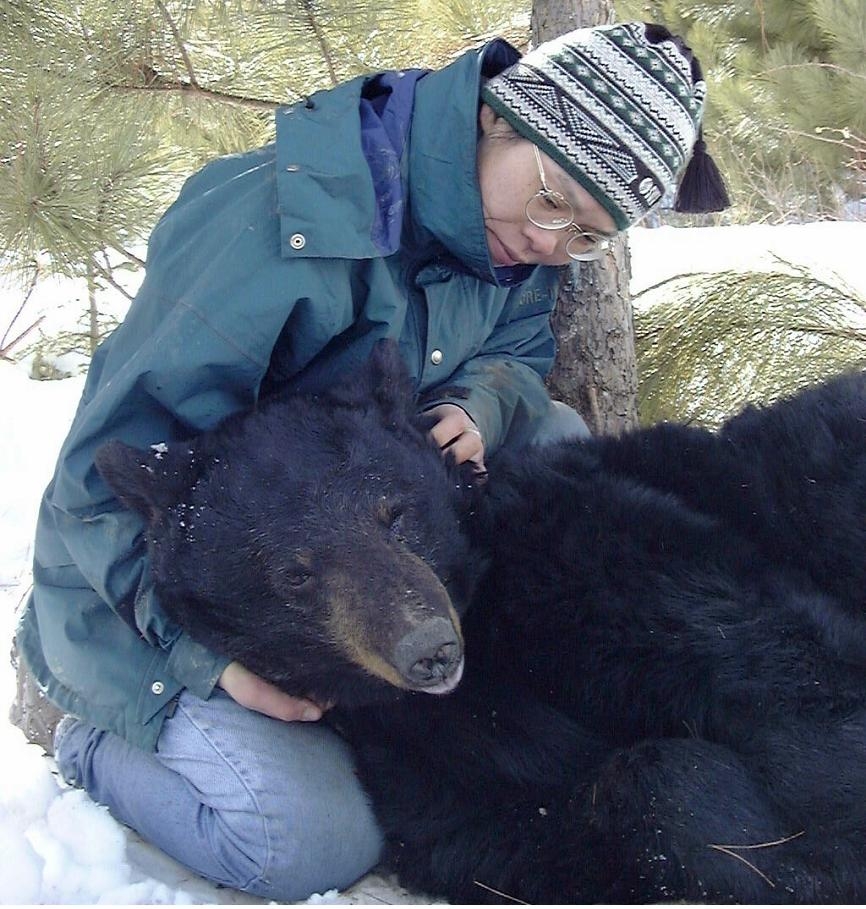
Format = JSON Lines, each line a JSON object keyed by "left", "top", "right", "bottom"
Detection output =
{"left": 407, "top": 40, "right": 537, "bottom": 288}
{"left": 274, "top": 38, "right": 536, "bottom": 287}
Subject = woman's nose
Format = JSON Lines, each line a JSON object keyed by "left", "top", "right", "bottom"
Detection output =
{"left": 526, "top": 225, "right": 566, "bottom": 260}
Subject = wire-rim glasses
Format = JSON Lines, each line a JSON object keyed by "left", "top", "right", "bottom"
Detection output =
{"left": 525, "top": 145, "right": 615, "bottom": 262}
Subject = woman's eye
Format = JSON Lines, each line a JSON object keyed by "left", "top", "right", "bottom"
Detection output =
{"left": 540, "top": 193, "right": 564, "bottom": 213}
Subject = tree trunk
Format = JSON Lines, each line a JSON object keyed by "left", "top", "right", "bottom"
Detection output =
{"left": 548, "top": 244, "right": 638, "bottom": 435}
{"left": 531, "top": 0, "right": 613, "bottom": 36}
{"left": 532, "top": 0, "right": 640, "bottom": 435}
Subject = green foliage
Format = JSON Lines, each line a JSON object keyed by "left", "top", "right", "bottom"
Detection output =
{"left": 2, "top": 2, "right": 185, "bottom": 279}
{"left": 0, "top": 0, "right": 529, "bottom": 354}
{"left": 613, "top": 0, "right": 866, "bottom": 222}
{"left": 635, "top": 265, "right": 866, "bottom": 426}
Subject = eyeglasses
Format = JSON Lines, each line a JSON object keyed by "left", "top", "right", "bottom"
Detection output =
{"left": 525, "top": 145, "right": 615, "bottom": 262}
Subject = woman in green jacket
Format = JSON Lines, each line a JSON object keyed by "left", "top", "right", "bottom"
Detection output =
{"left": 21, "top": 21, "right": 727, "bottom": 901}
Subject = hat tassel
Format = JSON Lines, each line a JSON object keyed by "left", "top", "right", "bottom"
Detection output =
{"left": 674, "top": 131, "right": 730, "bottom": 214}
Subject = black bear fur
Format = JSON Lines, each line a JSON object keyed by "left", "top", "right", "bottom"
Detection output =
{"left": 96, "top": 341, "right": 866, "bottom": 903}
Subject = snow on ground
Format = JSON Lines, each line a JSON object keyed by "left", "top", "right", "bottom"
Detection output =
{"left": 628, "top": 220, "right": 866, "bottom": 299}
{"left": 1, "top": 221, "right": 865, "bottom": 904}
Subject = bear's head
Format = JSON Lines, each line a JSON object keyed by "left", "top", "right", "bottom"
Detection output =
{"left": 95, "top": 341, "right": 479, "bottom": 708}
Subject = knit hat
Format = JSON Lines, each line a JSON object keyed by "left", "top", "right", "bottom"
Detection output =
{"left": 480, "top": 22, "right": 729, "bottom": 231}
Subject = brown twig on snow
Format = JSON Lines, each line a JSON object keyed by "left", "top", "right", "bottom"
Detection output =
{"left": 1, "top": 264, "right": 44, "bottom": 359}
{"left": 0, "top": 316, "right": 45, "bottom": 361}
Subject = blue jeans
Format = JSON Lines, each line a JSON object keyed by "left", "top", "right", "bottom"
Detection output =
{"left": 54, "top": 399, "right": 588, "bottom": 900}
{"left": 534, "top": 399, "right": 590, "bottom": 445}
{"left": 55, "top": 691, "right": 384, "bottom": 900}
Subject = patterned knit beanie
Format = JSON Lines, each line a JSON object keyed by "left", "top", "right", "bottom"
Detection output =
{"left": 480, "top": 22, "right": 730, "bottom": 230}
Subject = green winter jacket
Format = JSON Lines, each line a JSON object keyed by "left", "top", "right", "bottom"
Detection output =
{"left": 18, "top": 41, "right": 562, "bottom": 749}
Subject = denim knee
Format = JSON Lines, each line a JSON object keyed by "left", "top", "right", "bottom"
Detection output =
{"left": 155, "top": 692, "right": 384, "bottom": 899}
{"left": 53, "top": 696, "right": 383, "bottom": 901}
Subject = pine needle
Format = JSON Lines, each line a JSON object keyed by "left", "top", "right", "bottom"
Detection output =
{"left": 708, "top": 843, "right": 777, "bottom": 888}
{"left": 710, "top": 830, "right": 806, "bottom": 851}
{"left": 707, "top": 829, "right": 806, "bottom": 889}
{"left": 473, "top": 880, "right": 528, "bottom": 904}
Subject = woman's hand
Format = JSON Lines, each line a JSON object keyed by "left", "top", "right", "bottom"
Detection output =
{"left": 218, "top": 661, "right": 328, "bottom": 722}
{"left": 424, "top": 403, "right": 486, "bottom": 472}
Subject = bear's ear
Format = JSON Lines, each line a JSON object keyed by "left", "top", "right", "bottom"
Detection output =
{"left": 328, "top": 339, "right": 416, "bottom": 423}
{"left": 95, "top": 439, "right": 199, "bottom": 521}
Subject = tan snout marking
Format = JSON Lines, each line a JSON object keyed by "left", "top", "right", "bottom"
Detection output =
{"left": 324, "top": 550, "right": 463, "bottom": 690}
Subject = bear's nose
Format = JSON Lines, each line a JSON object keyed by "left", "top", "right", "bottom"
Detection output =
{"left": 393, "top": 617, "right": 463, "bottom": 691}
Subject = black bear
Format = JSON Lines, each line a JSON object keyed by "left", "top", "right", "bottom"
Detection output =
{"left": 96, "top": 341, "right": 866, "bottom": 903}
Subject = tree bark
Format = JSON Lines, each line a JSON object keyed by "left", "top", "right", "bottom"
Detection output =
{"left": 547, "top": 244, "right": 638, "bottom": 435}
{"left": 532, "top": 0, "right": 639, "bottom": 435}
{"left": 531, "top": 0, "right": 613, "bottom": 37}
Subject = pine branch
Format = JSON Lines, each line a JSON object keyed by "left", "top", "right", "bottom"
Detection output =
{"left": 634, "top": 266, "right": 866, "bottom": 428}
{"left": 89, "top": 256, "right": 134, "bottom": 303}
{"left": 153, "top": 0, "right": 198, "bottom": 88}
{"left": 298, "top": 0, "right": 338, "bottom": 86}
{"left": 0, "top": 316, "right": 44, "bottom": 361}
{"left": 638, "top": 318, "right": 866, "bottom": 345}
{"left": 105, "top": 77, "right": 281, "bottom": 111}
{"left": 754, "top": 0, "right": 769, "bottom": 53}
{"left": 103, "top": 240, "right": 145, "bottom": 270}
{"left": 763, "top": 124, "right": 866, "bottom": 171}
{"left": 633, "top": 272, "right": 714, "bottom": 300}
{"left": 761, "top": 61, "right": 866, "bottom": 85}
{"left": 0, "top": 262, "right": 41, "bottom": 357}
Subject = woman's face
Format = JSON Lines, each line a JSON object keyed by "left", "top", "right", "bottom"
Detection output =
{"left": 476, "top": 104, "right": 618, "bottom": 268}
